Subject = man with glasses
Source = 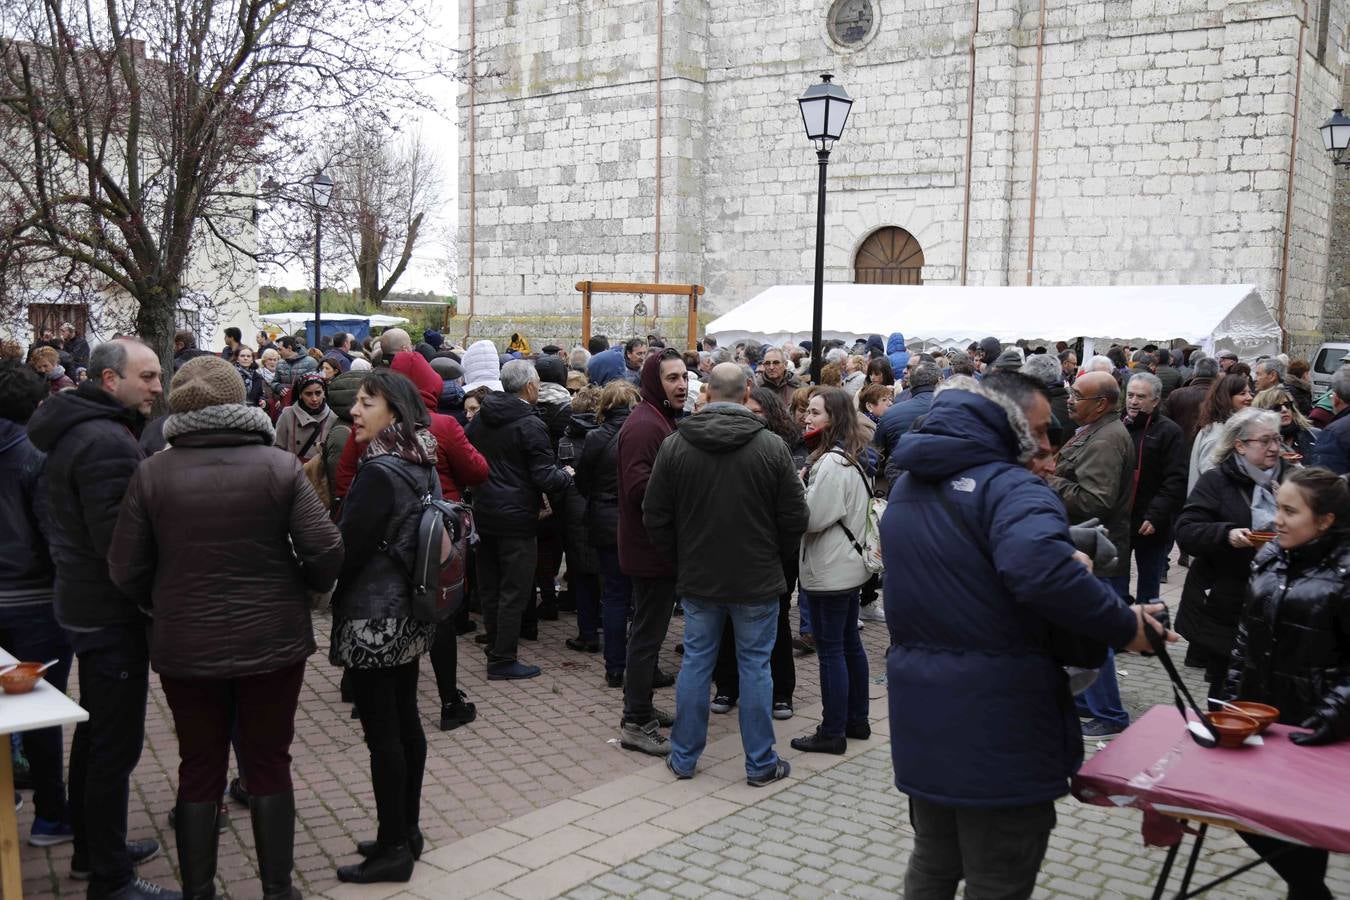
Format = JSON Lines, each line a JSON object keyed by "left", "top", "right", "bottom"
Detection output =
{"left": 1048, "top": 371, "right": 1137, "bottom": 741}
{"left": 1122, "top": 373, "right": 1186, "bottom": 603}
{"left": 753, "top": 347, "right": 800, "bottom": 409}
{"left": 1312, "top": 366, "right": 1350, "bottom": 474}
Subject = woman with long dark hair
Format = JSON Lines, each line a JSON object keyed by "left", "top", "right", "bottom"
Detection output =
{"left": 1220, "top": 466, "right": 1350, "bottom": 899}
{"left": 865, "top": 357, "right": 895, "bottom": 387}
{"left": 330, "top": 369, "right": 438, "bottom": 884}
{"left": 1188, "top": 373, "right": 1254, "bottom": 491}
{"left": 274, "top": 373, "right": 335, "bottom": 462}
{"left": 791, "top": 387, "right": 872, "bottom": 754}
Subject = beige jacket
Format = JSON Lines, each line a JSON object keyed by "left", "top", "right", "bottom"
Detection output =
{"left": 799, "top": 449, "right": 870, "bottom": 593}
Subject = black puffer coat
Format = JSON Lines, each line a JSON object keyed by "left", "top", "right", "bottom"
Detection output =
{"left": 25, "top": 382, "right": 145, "bottom": 628}
{"left": 1223, "top": 537, "right": 1350, "bottom": 737}
{"left": 1175, "top": 454, "right": 1290, "bottom": 679}
{"left": 557, "top": 413, "right": 599, "bottom": 575}
{"left": 464, "top": 392, "right": 571, "bottom": 536}
{"left": 0, "top": 420, "right": 53, "bottom": 608}
{"left": 576, "top": 405, "right": 631, "bottom": 549}
{"left": 108, "top": 415, "right": 343, "bottom": 679}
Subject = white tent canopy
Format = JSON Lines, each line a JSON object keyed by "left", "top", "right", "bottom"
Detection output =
{"left": 705, "top": 284, "right": 1280, "bottom": 359}
{"left": 260, "top": 312, "right": 409, "bottom": 330}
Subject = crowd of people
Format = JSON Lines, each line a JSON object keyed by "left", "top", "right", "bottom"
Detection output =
{"left": 1, "top": 324, "right": 1348, "bottom": 899}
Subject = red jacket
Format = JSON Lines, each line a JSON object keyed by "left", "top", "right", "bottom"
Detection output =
{"left": 334, "top": 352, "right": 488, "bottom": 500}
{"left": 617, "top": 352, "right": 681, "bottom": 578}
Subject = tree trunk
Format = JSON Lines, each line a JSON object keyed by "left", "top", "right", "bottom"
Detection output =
{"left": 135, "top": 285, "right": 179, "bottom": 415}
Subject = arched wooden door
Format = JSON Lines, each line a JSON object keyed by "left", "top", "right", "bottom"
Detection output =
{"left": 854, "top": 227, "right": 924, "bottom": 285}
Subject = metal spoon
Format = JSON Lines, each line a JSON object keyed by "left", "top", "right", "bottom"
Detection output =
{"left": 0, "top": 665, "right": 16, "bottom": 678}
{"left": 34, "top": 659, "right": 59, "bottom": 674}
{"left": 1207, "top": 697, "right": 1245, "bottom": 713}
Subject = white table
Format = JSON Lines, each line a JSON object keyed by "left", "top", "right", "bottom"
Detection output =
{"left": 0, "top": 647, "right": 87, "bottom": 899}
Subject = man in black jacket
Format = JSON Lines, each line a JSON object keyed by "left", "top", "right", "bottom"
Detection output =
{"left": 465, "top": 359, "right": 572, "bottom": 681}
{"left": 1123, "top": 373, "right": 1187, "bottom": 603}
{"left": 644, "top": 363, "right": 809, "bottom": 785}
{"left": 0, "top": 362, "right": 76, "bottom": 848}
{"left": 25, "top": 339, "right": 177, "bottom": 900}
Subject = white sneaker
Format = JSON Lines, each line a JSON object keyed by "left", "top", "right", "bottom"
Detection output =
{"left": 859, "top": 603, "right": 886, "bottom": 623}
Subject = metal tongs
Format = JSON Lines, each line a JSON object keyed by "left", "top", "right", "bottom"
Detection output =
{"left": 1145, "top": 618, "right": 1218, "bottom": 747}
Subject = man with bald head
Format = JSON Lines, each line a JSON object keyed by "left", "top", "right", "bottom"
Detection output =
{"left": 377, "top": 327, "right": 412, "bottom": 357}
{"left": 643, "top": 363, "right": 808, "bottom": 783}
{"left": 1049, "top": 370, "right": 1137, "bottom": 741}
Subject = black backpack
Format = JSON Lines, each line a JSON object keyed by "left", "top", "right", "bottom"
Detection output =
{"left": 369, "top": 457, "right": 475, "bottom": 623}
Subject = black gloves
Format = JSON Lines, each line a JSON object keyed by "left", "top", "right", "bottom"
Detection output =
{"left": 1289, "top": 716, "right": 1336, "bottom": 746}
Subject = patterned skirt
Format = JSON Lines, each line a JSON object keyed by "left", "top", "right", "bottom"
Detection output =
{"left": 330, "top": 616, "right": 435, "bottom": 669}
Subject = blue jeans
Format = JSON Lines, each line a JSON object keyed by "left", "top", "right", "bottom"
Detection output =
{"left": 0, "top": 604, "right": 72, "bottom": 823}
{"left": 669, "top": 598, "right": 781, "bottom": 779}
{"left": 1078, "top": 577, "right": 1130, "bottom": 728}
{"left": 1129, "top": 532, "right": 1170, "bottom": 604}
{"left": 798, "top": 588, "right": 812, "bottom": 636}
{"left": 806, "top": 588, "right": 870, "bottom": 737}
{"left": 598, "top": 549, "right": 632, "bottom": 675}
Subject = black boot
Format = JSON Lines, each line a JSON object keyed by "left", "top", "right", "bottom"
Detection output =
{"left": 357, "top": 826, "right": 423, "bottom": 860}
{"left": 250, "top": 791, "right": 300, "bottom": 900}
{"left": 336, "top": 843, "right": 414, "bottom": 884}
{"left": 174, "top": 801, "right": 220, "bottom": 900}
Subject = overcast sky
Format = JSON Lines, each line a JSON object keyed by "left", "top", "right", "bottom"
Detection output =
{"left": 263, "top": 2, "right": 460, "bottom": 295}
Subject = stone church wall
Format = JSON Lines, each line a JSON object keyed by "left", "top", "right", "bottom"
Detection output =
{"left": 462, "top": 0, "right": 1348, "bottom": 351}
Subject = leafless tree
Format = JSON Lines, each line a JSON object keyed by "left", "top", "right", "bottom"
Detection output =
{"left": 0, "top": 0, "right": 459, "bottom": 382}
{"left": 321, "top": 123, "right": 444, "bottom": 306}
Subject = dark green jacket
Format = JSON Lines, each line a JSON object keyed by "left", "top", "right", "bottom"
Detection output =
{"left": 643, "top": 403, "right": 808, "bottom": 603}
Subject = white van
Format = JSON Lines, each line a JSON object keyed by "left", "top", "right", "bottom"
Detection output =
{"left": 1310, "top": 342, "right": 1350, "bottom": 395}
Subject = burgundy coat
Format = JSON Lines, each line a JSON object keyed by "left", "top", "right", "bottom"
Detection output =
{"left": 617, "top": 352, "right": 681, "bottom": 578}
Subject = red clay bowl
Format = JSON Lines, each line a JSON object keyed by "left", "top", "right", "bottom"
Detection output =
{"left": 1204, "top": 711, "right": 1261, "bottom": 748}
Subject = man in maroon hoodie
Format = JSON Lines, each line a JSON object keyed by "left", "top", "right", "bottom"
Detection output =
{"left": 617, "top": 348, "right": 689, "bottom": 755}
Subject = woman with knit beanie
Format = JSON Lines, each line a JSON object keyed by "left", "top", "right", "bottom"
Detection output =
{"left": 329, "top": 368, "right": 440, "bottom": 884}
{"left": 274, "top": 372, "right": 335, "bottom": 461}
{"left": 108, "top": 356, "right": 344, "bottom": 900}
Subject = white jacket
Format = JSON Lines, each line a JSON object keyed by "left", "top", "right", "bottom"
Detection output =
{"left": 1188, "top": 422, "right": 1220, "bottom": 494}
{"left": 799, "top": 449, "right": 870, "bottom": 593}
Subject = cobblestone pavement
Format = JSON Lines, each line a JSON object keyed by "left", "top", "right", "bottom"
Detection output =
{"left": 13, "top": 594, "right": 888, "bottom": 899}
{"left": 13, "top": 562, "right": 1350, "bottom": 898}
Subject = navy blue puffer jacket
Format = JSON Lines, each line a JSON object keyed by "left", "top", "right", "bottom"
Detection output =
{"left": 881, "top": 389, "right": 1136, "bottom": 807}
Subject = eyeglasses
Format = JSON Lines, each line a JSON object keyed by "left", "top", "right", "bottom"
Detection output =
{"left": 1239, "top": 435, "right": 1279, "bottom": 446}
{"left": 1274, "top": 402, "right": 1292, "bottom": 412}
{"left": 1069, "top": 391, "right": 1106, "bottom": 403}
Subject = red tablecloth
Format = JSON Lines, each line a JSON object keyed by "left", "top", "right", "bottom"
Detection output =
{"left": 1072, "top": 705, "right": 1350, "bottom": 852}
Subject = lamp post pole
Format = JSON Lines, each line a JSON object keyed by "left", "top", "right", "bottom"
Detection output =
{"left": 313, "top": 209, "right": 323, "bottom": 349}
{"left": 798, "top": 72, "right": 851, "bottom": 385}
{"left": 810, "top": 147, "right": 830, "bottom": 387}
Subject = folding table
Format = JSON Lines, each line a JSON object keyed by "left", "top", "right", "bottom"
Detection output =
{"left": 1073, "top": 704, "right": 1350, "bottom": 899}
{"left": 0, "top": 647, "right": 88, "bottom": 899}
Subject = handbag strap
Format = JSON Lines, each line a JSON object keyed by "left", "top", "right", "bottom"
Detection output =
{"left": 296, "top": 422, "right": 323, "bottom": 459}
{"left": 825, "top": 450, "right": 872, "bottom": 557}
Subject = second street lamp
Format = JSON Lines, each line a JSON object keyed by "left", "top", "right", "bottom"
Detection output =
{"left": 797, "top": 74, "right": 853, "bottom": 385}
{"left": 1320, "top": 108, "right": 1350, "bottom": 167}
{"left": 310, "top": 171, "right": 334, "bottom": 348}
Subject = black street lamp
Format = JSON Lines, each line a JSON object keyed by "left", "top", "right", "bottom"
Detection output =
{"left": 310, "top": 171, "right": 334, "bottom": 348}
{"left": 1320, "top": 108, "right": 1350, "bottom": 167}
{"left": 798, "top": 74, "right": 853, "bottom": 385}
